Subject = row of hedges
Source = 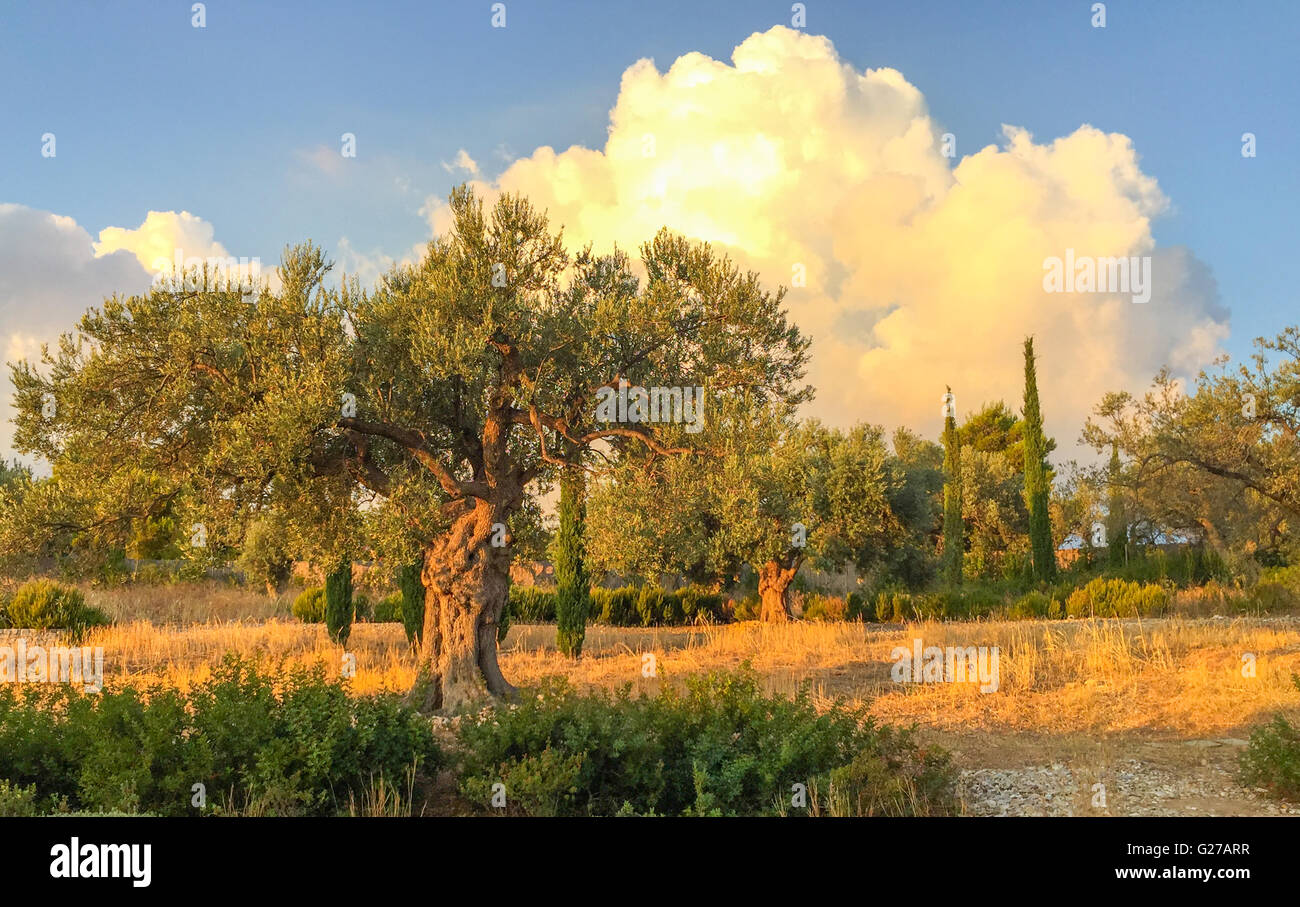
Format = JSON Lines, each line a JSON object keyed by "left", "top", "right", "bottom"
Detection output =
{"left": 0, "top": 656, "right": 440, "bottom": 817}
{"left": 0, "top": 579, "right": 111, "bottom": 642}
{"left": 505, "top": 585, "right": 728, "bottom": 627}
{"left": 457, "top": 667, "right": 956, "bottom": 816}
{"left": 798, "top": 579, "right": 1175, "bottom": 623}
{"left": 292, "top": 588, "right": 404, "bottom": 624}
{"left": 291, "top": 570, "right": 1292, "bottom": 631}
{"left": 0, "top": 658, "right": 957, "bottom": 817}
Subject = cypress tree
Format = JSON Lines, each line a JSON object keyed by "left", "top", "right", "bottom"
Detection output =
{"left": 398, "top": 559, "right": 424, "bottom": 649}
{"left": 1022, "top": 338, "right": 1056, "bottom": 583}
{"left": 324, "top": 559, "right": 353, "bottom": 646}
{"left": 1106, "top": 443, "right": 1128, "bottom": 569}
{"left": 554, "top": 465, "right": 591, "bottom": 657}
{"left": 941, "top": 387, "right": 964, "bottom": 587}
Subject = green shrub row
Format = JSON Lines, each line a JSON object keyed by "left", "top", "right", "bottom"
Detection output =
{"left": 455, "top": 667, "right": 957, "bottom": 816}
{"left": 0, "top": 656, "right": 440, "bottom": 816}
{"left": 505, "top": 584, "right": 728, "bottom": 627}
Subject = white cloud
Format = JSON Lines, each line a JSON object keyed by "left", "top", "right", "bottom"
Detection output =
{"left": 1, "top": 205, "right": 263, "bottom": 460}
{"left": 441, "top": 149, "right": 480, "bottom": 176}
{"left": 424, "top": 26, "right": 1229, "bottom": 450}
{"left": 93, "top": 209, "right": 230, "bottom": 274}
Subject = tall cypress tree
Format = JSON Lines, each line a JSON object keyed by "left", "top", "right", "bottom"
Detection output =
{"left": 1106, "top": 443, "right": 1128, "bottom": 569}
{"left": 1022, "top": 338, "right": 1056, "bottom": 584}
{"left": 554, "top": 465, "right": 591, "bottom": 657}
{"left": 398, "top": 559, "right": 424, "bottom": 650}
{"left": 941, "top": 387, "right": 964, "bottom": 587}
{"left": 324, "top": 559, "right": 353, "bottom": 646}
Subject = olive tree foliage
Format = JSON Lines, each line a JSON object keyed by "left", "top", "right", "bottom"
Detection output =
{"left": 588, "top": 417, "right": 902, "bottom": 621}
{"left": 1083, "top": 328, "right": 1300, "bottom": 560}
{"left": 6, "top": 187, "right": 809, "bottom": 711}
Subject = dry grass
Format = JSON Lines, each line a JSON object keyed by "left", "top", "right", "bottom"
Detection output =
{"left": 84, "top": 581, "right": 294, "bottom": 625}
{"left": 76, "top": 611, "right": 1300, "bottom": 742}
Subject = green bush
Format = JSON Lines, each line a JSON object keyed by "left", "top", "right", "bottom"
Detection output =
{"left": 1065, "top": 578, "right": 1170, "bottom": 618}
{"left": 731, "top": 594, "right": 760, "bottom": 621}
{"left": 505, "top": 585, "right": 726, "bottom": 627}
{"left": 353, "top": 593, "right": 373, "bottom": 623}
{"left": 2, "top": 579, "right": 110, "bottom": 642}
{"left": 0, "top": 780, "right": 40, "bottom": 817}
{"left": 802, "top": 594, "right": 848, "bottom": 621}
{"left": 372, "top": 592, "right": 403, "bottom": 623}
{"left": 1009, "top": 590, "right": 1052, "bottom": 620}
{"left": 292, "top": 587, "right": 325, "bottom": 623}
{"left": 1240, "top": 676, "right": 1300, "bottom": 802}
{"left": 454, "top": 667, "right": 956, "bottom": 816}
{"left": 0, "top": 656, "right": 441, "bottom": 816}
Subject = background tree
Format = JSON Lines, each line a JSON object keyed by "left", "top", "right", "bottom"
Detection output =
{"left": 235, "top": 511, "right": 295, "bottom": 597}
{"left": 1084, "top": 330, "right": 1300, "bottom": 564}
{"left": 1105, "top": 443, "right": 1129, "bottom": 568}
{"left": 940, "top": 389, "right": 964, "bottom": 586}
{"left": 589, "top": 417, "right": 902, "bottom": 621}
{"left": 1022, "top": 338, "right": 1056, "bottom": 583}
{"left": 8, "top": 188, "right": 809, "bottom": 711}
{"left": 881, "top": 428, "right": 943, "bottom": 588}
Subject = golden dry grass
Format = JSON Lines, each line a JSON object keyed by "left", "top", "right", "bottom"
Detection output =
{"left": 77, "top": 611, "right": 1300, "bottom": 742}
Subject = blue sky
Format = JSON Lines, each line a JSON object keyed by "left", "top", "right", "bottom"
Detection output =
{"left": 1, "top": 0, "right": 1297, "bottom": 450}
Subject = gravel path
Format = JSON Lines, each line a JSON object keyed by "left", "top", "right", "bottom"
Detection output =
{"left": 960, "top": 741, "right": 1300, "bottom": 816}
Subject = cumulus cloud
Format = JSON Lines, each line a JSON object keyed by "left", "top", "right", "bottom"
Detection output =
{"left": 441, "top": 149, "right": 480, "bottom": 176}
{"left": 93, "top": 209, "right": 231, "bottom": 274}
{"left": 425, "top": 26, "right": 1228, "bottom": 450}
{"left": 0, "top": 205, "right": 150, "bottom": 458}
{"left": 2, "top": 205, "right": 262, "bottom": 459}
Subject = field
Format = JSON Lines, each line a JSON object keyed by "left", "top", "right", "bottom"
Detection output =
{"left": 76, "top": 583, "right": 1300, "bottom": 817}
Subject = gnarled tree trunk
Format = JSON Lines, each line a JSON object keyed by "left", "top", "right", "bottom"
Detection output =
{"left": 757, "top": 560, "right": 799, "bottom": 622}
{"left": 410, "top": 497, "right": 518, "bottom": 713}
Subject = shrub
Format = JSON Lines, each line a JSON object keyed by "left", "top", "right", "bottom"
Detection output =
{"left": 2, "top": 579, "right": 110, "bottom": 642}
{"left": 846, "top": 590, "right": 870, "bottom": 621}
{"left": 1065, "top": 578, "right": 1170, "bottom": 618}
{"left": 803, "top": 594, "right": 848, "bottom": 622}
{"left": 731, "top": 594, "right": 760, "bottom": 621}
{"left": 353, "top": 593, "right": 373, "bottom": 623}
{"left": 0, "top": 780, "right": 39, "bottom": 817}
{"left": 1009, "top": 590, "right": 1051, "bottom": 620}
{"left": 292, "top": 587, "right": 325, "bottom": 623}
{"left": 508, "top": 586, "right": 557, "bottom": 622}
{"left": 508, "top": 585, "right": 726, "bottom": 627}
{"left": 871, "top": 591, "right": 894, "bottom": 623}
{"left": 454, "top": 667, "right": 957, "bottom": 816}
{"left": 1240, "top": 676, "right": 1300, "bottom": 802}
{"left": 0, "top": 656, "right": 442, "bottom": 816}
{"left": 372, "top": 592, "right": 403, "bottom": 623}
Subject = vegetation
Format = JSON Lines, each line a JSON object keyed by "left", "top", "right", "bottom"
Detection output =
{"left": 1240, "top": 676, "right": 1300, "bottom": 802}
{"left": 0, "top": 657, "right": 440, "bottom": 816}
{"left": 0, "top": 579, "right": 110, "bottom": 642}
{"left": 554, "top": 467, "right": 590, "bottom": 656}
{"left": 1022, "top": 338, "right": 1055, "bottom": 585}
{"left": 324, "top": 562, "right": 353, "bottom": 645}
{"left": 292, "top": 587, "right": 326, "bottom": 623}
{"left": 455, "top": 667, "right": 957, "bottom": 816}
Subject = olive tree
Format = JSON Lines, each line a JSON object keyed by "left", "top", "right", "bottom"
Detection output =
{"left": 8, "top": 187, "right": 809, "bottom": 710}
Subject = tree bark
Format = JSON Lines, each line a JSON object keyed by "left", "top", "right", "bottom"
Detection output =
{"left": 409, "top": 497, "right": 518, "bottom": 713}
{"left": 757, "top": 560, "right": 799, "bottom": 622}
